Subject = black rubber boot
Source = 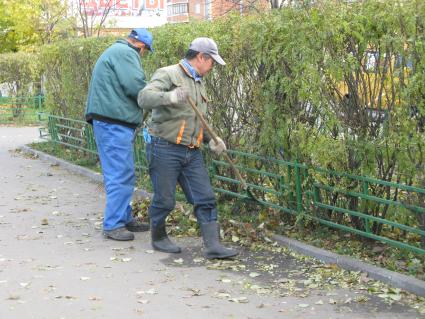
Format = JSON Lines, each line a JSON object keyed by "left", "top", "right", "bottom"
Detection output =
{"left": 151, "top": 221, "right": 181, "bottom": 253}
{"left": 200, "top": 221, "right": 238, "bottom": 259}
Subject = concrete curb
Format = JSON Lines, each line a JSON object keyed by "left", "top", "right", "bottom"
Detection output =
{"left": 19, "top": 145, "right": 425, "bottom": 297}
{"left": 272, "top": 234, "right": 425, "bottom": 297}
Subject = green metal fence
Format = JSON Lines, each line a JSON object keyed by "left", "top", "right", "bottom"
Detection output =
{"left": 0, "top": 95, "right": 45, "bottom": 124}
{"left": 41, "top": 114, "right": 425, "bottom": 255}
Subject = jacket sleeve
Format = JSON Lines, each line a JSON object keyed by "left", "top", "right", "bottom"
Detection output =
{"left": 114, "top": 52, "right": 146, "bottom": 100}
{"left": 137, "top": 68, "right": 174, "bottom": 110}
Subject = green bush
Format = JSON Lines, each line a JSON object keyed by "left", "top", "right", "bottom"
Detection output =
{"left": 2, "top": 1, "right": 423, "bottom": 179}
{"left": 0, "top": 51, "right": 41, "bottom": 96}
{"left": 39, "top": 36, "right": 115, "bottom": 119}
{"left": 1, "top": 1, "right": 425, "bottom": 236}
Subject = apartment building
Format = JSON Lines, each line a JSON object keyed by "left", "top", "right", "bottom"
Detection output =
{"left": 73, "top": 0, "right": 269, "bottom": 33}
{"left": 167, "top": 0, "right": 257, "bottom": 23}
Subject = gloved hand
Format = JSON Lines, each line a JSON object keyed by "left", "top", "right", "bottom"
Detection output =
{"left": 209, "top": 137, "right": 227, "bottom": 155}
{"left": 170, "top": 87, "right": 189, "bottom": 104}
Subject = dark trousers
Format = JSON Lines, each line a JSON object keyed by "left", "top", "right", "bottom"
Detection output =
{"left": 146, "top": 136, "right": 217, "bottom": 227}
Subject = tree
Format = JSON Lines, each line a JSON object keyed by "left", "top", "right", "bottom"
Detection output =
{"left": 38, "top": 0, "right": 74, "bottom": 44}
{"left": 0, "top": 0, "right": 17, "bottom": 52}
{"left": 0, "top": 0, "right": 72, "bottom": 52}
{"left": 73, "top": 0, "right": 116, "bottom": 38}
{"left": 0, "top": 0, "right": 38, "bottom": 52}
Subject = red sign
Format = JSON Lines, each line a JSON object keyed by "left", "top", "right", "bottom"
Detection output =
{"left": 79, "top": 0, "right": 164, "bottom": 16}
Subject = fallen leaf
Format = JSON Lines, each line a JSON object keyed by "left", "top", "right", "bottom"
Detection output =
{"left": 7, "top": 295, "right": 20, "bottom": 300}
{"left": 215, "top": 292, "right": 231, "bottom": 299}
{"left": 356, "top": 295, "right": 369, "bottom": 302}
{"left": 188, "top": 288, "right": 203, "bottom": 296}
{"left": 89, "top": 296, "right": 102, "bottom": 301}
{"left": 360, "top": 272, "right": 371, "bottom": 283}
{"left": 173, "top": 258, "right": 183, "bottom": 264}
{"left": 136, "top": 288, "right": 157, "bottom": 295}
{"left": 55, "top": 295, "right": 76, "bottom": 300}
{"left": 193, "top": 258, "right": 204, "bottom": 263}
{"left": 389, "top": 294, "right": 402, "bottom": 301}
{"left": 229, "top": 297, "right": 249, "bottom": 303}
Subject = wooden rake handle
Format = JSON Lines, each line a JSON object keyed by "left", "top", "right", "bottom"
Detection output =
{"left": 187, "top": 97, "right": 248, "bottom": 190}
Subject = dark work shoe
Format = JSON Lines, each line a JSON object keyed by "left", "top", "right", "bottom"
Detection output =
{"left": 126, "top": 219, "right": 150, "bottom": 232}
{"left": 103, "top": 227, "right": 135, "bottom": 241}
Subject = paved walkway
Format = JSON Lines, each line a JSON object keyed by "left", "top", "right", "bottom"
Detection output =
{"left": 0, "top": 126, "right": 421, "bottom": 319}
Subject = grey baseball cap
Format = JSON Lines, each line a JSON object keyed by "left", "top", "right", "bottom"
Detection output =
{"left": 189, "top": 37, "right": 226, "bottom": 65}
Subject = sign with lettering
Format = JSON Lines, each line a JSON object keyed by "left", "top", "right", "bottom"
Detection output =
{"left": 79, "top": 0, "right": 165, "bottom": 16}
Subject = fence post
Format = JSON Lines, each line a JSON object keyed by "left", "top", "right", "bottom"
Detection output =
{"left": 362, "top": 180, "right": 371, "bottom": 233}
{"left": 295, "top": 161, "right": 302, "bottom": 213}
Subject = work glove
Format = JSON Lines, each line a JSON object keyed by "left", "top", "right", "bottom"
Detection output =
{"left": 209, "top": 137, "right": 226, "bottom": 155}
{"left": 170, "top": 87, "right": 189, "bottom": 105}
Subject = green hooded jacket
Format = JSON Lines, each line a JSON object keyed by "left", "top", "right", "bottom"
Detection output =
{"left": 85, "top": 39, "right": 146, "bottom": 128}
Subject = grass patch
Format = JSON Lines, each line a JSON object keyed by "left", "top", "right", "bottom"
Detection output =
{"left": 0, "top": 105, "right": 45, "bottom": 125}
{"left": 30, "top": 141, "right": 101, "bottom": 172}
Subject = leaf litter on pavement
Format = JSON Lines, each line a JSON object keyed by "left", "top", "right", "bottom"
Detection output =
{"left": 130, "top": 198, "right": 425, "bottom": 314}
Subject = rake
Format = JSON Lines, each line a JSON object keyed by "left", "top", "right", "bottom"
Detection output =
{"left": 187, "top": 97, "right": 260, "bottom": 203}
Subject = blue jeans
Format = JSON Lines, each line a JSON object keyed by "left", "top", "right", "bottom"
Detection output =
{"left": 93, "top": 120, "right": 136, "bottom": 231}
{"left": 146, "top": 136, "right": 217, "bottom": 227}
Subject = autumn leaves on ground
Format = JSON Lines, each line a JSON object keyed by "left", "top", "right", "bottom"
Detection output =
{"left": 0, "top": 126, "right": 423, "bottom": 318}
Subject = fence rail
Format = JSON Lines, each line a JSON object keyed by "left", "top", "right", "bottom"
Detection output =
{"left": 40, "top": 114, "right": 425, "bottom": 255}
{"left": 0, "top": 95, "right": 45, "bottom": 124}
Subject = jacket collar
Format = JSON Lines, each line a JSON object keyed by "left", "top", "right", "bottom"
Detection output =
{"left": 179, "top": 59, "right": 202, "bottom": 82}
{"left": 116, "top": 39, "right": 141, "bottom": 54}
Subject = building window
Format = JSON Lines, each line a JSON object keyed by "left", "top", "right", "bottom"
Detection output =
{"left": 167, "top": 3, "right": 189, "bottom": 16}
{"left": 195, "top": 3, "right": 200, "bottom": 14}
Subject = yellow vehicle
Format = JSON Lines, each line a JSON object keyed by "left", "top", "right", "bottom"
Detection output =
{"left": 334, "top": 47, "right": 412, "bottom": 123}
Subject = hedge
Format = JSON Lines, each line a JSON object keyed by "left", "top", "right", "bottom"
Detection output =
{"left": 1, "top": 0, "right": 425, "bottom": 211}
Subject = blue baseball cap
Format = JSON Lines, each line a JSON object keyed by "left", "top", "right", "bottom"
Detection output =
{"left": 129, "top": 28, "right": 154, "bottom": 52}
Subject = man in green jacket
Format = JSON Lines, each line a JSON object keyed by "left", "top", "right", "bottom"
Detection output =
{"left": 138, "top": 37, "right": 238, "bottom": 259}
{"left": 85, "top": 28, "right": 153, "bottom": 241}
